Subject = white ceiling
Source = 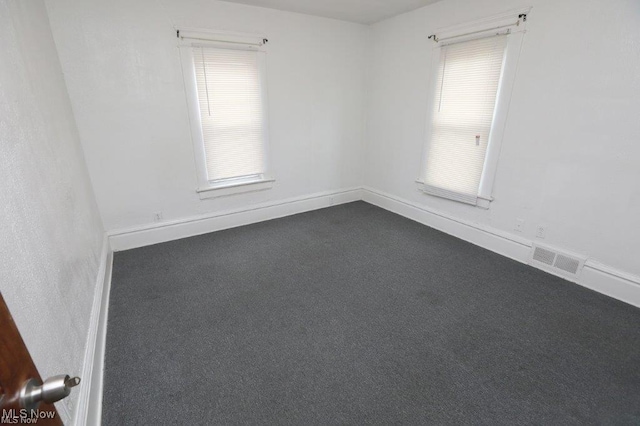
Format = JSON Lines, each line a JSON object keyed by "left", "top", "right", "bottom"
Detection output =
{"left": 218, "top": 0, "right": 442, "bottom": 25}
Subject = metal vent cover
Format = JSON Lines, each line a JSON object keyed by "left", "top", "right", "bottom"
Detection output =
{"left": 532, "top": 246, "right": 556, "bottom": 265}
{"left": 530, "top": 244, "right": 585, "bottom": 278}
{"left": 554, "top": 254, "right": 581, "bottom": 275}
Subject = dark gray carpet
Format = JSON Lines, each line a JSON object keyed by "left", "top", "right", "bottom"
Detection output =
{"left": 103, "top": 201, "right": 640, "bottom": 425}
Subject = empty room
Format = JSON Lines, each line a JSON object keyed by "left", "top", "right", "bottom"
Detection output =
{"left": 1, "top": 0, "right": 639, "bottom": 424}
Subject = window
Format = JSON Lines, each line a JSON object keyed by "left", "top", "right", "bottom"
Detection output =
{"left": 419, "top": 10, "right": 529, "bottom": 207}
{"left": 180, "top": 31, "right": 272, "bottom": 199}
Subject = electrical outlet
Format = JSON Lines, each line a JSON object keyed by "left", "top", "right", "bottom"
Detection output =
{"left": 536, "top": 225, "right": 547, "bottom": 239}
{"left": 153, "top": 212, "right": 163, "bottom": 222}
{"left": 514, "top": 219, "right": 525, "bottom": 233}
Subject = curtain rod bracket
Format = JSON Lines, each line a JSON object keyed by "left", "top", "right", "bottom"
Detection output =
{"left": 177, "top": 29, "right": 180, "bottom": 38}
{"left": 263, "top": 38, "right": 269, "bottom": 44}
{"left": 518, "top": 13, "right": 527, "bottom": 22}
{"left": 428, "top": 34, "right": 439, "bottom": 43}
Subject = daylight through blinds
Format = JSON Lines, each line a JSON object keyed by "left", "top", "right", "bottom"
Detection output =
{"left": 423, "top": 35, "right": 507, "bottom": 203}
{"left": 193, "top": 46, "right": 266, "bottom": 182}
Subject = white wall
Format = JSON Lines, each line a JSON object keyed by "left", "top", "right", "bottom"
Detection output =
{"left": 44, "top": 0, "right": 368, "bottom": 232}
{"left": 365, "top": 0, "right": 640, "bottom": 276}
{"left": 0, "top": 0, "right": 105, "bottom": 422}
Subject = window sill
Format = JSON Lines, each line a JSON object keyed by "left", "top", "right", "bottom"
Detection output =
{"left": 415, "top": 180, "right": 493, "bottom": 209}
{"left": 197, "top": 177, "right": 275, "bottom": 200}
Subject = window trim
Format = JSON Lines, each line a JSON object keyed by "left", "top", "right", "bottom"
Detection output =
{"left": 418, "top": 8, "right": 531, "bottom": 209}
{"left": 178, "top": 30, "right": 273, "bottom": 199}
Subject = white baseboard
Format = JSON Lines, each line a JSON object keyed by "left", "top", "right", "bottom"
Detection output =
{"left": 108, "top": 188, "right": 363, "bottom": 251}
{"left": 74, "top": 236, "right": 114, "bottom": 426}
{"left": 581, "top": 262, "right": 640, "bottom": 309}
{"left": 362, "top": 186, "right": 532, "bottom": 263}
{"left": 107, "top": 185, "right": 639, "bottom": 306}
{"left": 362, "top": 186, "right": 640, "bottom": 309}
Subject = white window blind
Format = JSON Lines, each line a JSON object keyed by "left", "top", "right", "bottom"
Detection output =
{"left": 422, "top": 35, "right": 507, "bottom": 204}
{"left": 192, "top": 46, "right": 267, "bottom": 183}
